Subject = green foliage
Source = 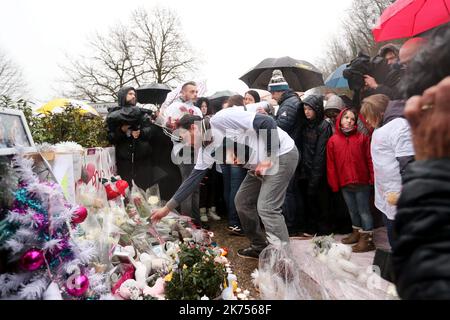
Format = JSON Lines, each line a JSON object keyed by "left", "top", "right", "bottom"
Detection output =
{"left": 0, "top": 96, "right": 109, "bottom": 148}
{"left": 165, "top": 243, "right": 227, "bottom": 300}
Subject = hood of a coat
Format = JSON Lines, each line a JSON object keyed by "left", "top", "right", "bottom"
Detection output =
{"left": 335, "top": 108, "right": 358, "bottom": 137}
{"left": 117, "top": 86, "right": 137, "bottom": 107}
{"left": 303, "top": 94, "right": 325, "bottom": 123}
{"left": 382, "top": 99, "right": 406, "bottom": 126}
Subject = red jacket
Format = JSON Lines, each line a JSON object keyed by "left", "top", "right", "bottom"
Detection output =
{"left": 327, "top": 109, "right": 374, "bottom": 192}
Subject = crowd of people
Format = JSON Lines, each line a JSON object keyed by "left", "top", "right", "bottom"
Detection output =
{"left": 106, "top": 24, "right": 450, "bottom": 299}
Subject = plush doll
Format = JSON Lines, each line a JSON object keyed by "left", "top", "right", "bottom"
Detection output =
{"left": 320, "top": 242, "right": 368, "bottom": 283}
{"left": 143, "top": 277, "right": 166, "bottom": 299}
{"left": 118, "top": 279, "right": 141, "bottom": 299}
{"left": 102, "top": 177, "right": 129, "bottom": 200}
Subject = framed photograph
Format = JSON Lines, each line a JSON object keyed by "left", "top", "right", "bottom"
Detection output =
{"left": 0, "top": 108, "right": 37, "bottom": 155}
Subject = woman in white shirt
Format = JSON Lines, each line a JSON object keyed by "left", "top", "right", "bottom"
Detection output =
{"left": 360, "top": 94, "right": 415, "bottom": 248}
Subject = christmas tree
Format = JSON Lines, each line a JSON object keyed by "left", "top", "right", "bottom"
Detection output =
{"left": 0, "top": 154, "right": 103, "bottom": 300}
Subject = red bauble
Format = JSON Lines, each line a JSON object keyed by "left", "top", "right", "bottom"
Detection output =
{"left": 66, "top": 274, "right": 90, "bottom": 297}
{"left": 20, "top": 249, "right": 45, "bottom": 271}
{"left": 72, "top": 206, "right": 88, "bottom": 224}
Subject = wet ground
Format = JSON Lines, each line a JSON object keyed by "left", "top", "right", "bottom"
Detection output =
{"left": 208, "top": 219, "right": 260, "bottom": 299}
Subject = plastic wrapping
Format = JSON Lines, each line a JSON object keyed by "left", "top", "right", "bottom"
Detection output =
{"left": 289, "top": 234, "right": 399, "bottom": 300}
{"left": 256, "top": 244, "right": 312, "bottom": 300}
{"left": 130, "top": 181, "right": 152, "bottom": 218}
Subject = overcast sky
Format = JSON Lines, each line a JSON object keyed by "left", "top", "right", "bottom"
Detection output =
{"left": 0, "top": 0, "right": 353, "bottom": 103}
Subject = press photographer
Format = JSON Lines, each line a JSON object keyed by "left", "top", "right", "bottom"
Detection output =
{"left": 106, "top": 86, "right": 167, "bottom": 191}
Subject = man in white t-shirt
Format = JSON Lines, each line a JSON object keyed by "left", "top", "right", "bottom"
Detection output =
{"left": 152, "top": 109, "right": 299, "bottom": 259}
{"left": 163, "top": 81, "right": 204, "bottom": 227}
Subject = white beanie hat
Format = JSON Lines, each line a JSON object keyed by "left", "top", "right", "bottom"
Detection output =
{"left": 268, "top": 69, "right": 289, "bottom": 92}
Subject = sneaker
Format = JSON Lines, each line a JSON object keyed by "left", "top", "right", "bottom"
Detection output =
{"left": 208, "top": 208, "right": 221, "bottom": 221}
{"left": 237, "top": 247, "right": 260, "bottom": 260}
{"left": 227, "top": 225, "right": 244, "bottom": 236}
{"left": 200, "top": 208, "right": 209, "bottom": 222}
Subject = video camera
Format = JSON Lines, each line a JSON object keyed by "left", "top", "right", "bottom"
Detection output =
{"left": 106, "top": 106, "right": 156, "bottom": 132}
{"left": 343, "top": 52, "right": 391, "bottom": 91}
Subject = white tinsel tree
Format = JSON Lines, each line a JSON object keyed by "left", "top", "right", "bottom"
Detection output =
{"left": 0, "top": 154, "right": 103, "bottom": 300}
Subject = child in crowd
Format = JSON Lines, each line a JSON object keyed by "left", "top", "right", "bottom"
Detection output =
{"left": 327, "top": 109, "right": 375, "bottom": 252}
{"left": 298, "top": 95, "right": 333, "bottom": 235}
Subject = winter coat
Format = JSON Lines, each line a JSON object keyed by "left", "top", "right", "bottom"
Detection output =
{"left": 275, "top": 90, "right": 305, "bottom": 141}
{"left": 393, "top": 159, "right": 450, "bottom": 299}
{"left": 299, "top": 95, "right": 332, "bottom": 194}
{"left": 362, "top": 68, "right": 404, "bottom": 101}
{"left": 107, "top": 86, "right": 167, "bottom": 190}
{"left": 326, "top": 109, "right": 374, "bottom": 192}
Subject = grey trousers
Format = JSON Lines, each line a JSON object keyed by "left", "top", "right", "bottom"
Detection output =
{"left": 235, "top": 146, "right": 299, "bottom": 251}
{"left": 178, "top": 163, "right": 201, "bottom": 224}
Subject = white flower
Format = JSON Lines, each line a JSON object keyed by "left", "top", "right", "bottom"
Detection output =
{"left": 214, "top": 256, "right": 228, "bottom": 265}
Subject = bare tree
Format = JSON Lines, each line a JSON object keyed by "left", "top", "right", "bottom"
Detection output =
{"left": 318, "top": 0, "right": 399, "bottom": 78}
{"left": 61, "top": 23, "right": 153, "bottom": 102}
{"left": 0, "top": 49, "right": 28, "bottom": 99}
{"left": 60, "top": 6, "right": 197, "bottom": 103}
{"left": 132, "top": 7, "right": 197, "bottom": 84}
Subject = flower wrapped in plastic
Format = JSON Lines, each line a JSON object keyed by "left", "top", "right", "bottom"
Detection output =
{"left": 129, "top": 181, "right": 152, "bottom": 219}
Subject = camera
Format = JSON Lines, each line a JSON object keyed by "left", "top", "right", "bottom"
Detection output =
{"left": 343, "top": 52, "right": 391, "bottom": 91}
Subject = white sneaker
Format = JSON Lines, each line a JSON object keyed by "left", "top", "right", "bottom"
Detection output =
{"left": 200, "top": 208, "right": 209, "bottom": 222}
{"left": 208, "top": 207, "right": 221, "bottom": 221}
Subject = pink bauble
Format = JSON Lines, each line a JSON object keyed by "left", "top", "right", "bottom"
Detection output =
{"left": 66, "top": 274, "right": 90, "bottom": 297}
{"left": 72, "top": 206, "right": 88, "bottom": 224}
{"left": 20, "top": 249, "right": 45, "bottom": 271}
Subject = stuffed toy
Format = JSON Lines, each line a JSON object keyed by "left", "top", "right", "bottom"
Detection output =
{"left": 102, "top": 176, "right": 129, "bottom": 200}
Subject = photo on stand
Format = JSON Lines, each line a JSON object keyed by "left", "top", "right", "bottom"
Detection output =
{"left": 0, "top": 108, "right": 36, "bottom": 155}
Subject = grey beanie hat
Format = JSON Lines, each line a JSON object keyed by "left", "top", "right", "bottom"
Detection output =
{"left": 324, "top": 95, "right": 345, "bottom": 111}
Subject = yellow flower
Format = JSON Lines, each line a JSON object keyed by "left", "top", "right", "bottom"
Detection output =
{"left": 164, "top": 272, "right": 173, "bottom": 282}
{"left": 183, "top": 264, "right": 188, "bottom": 270}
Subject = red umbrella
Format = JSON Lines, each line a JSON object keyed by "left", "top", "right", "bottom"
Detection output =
{"left": 372, "top": 0, "right": 450, "bottom": 42}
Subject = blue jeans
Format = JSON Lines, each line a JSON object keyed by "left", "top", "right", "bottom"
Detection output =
{"left": 382, "top": 214, "right": 397, "bottom": 249}
{"left": 341, "top": 185, "right": 373, "bottom": 231}
{"left": 221, "top": 165, "right": 247, "bottom": 227}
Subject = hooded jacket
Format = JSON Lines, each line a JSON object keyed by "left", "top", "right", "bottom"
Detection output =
{"left": 106, "top": 86, "right": 166, "bottom": 190}
{"left": 382, "top": 99, "right": 406, "bottom": 126}
{"left": 118, "top": 86, "right": 136, "bottom": 107}
{"left": 275, "top": 90, "right": 304, "bottom": 140}
{"left": 326, "top": 109, "right": 374, "bottom": 192}
{"left": 393, "top": 159, "right": 450, "bottom": 299}
{"left": 300, "top": 95, "right": 332, "bottom": 193}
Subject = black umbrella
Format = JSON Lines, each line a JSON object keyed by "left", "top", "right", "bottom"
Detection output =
{"left": 136, "top": 83, "right": 172, "bottom": 105}
{"left": 207, "top": 90, "right": 238, "bottom": 113}
{"left": 239, "top": 56, "right": 324, "bottom": 92}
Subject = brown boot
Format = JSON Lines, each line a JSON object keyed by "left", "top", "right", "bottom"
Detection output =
{"left": 352, "top": 230, "right": 376, "bottom": 253}
{"left": 341, "top": 227, "right": 361, "bottom": 244}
